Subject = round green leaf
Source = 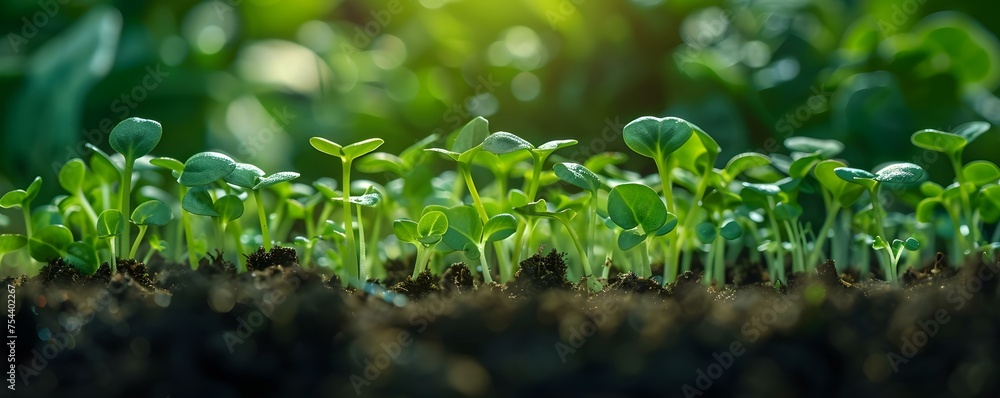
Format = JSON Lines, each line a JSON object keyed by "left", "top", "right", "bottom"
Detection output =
{"left": 254, "top": 171, "right": 301, "bottom": 190}
{"left": 483, "top": 213, "right": 518, "bottom": 242}
{"left": 357, "top": 152, "right": 406, "bottom": 176}
{"left": 179, "top": 152, "right": 237, "bottom": 186}
{"left": 962, "top": 160, "right": 1000, "bottom": 186}
{"left": 65, "top": 241, "right": 99, "bottom": 275}
{"left": 213, "top": 195, "right": 245, "bottom": 223}
{"left": 617, "top": 229, "right": 647, "bottom": 251}
{"left": 482, "top": 132, "right": 533, "bottom": 155}
{"left": 623, "top": 116, "right": 697, "bottom": 160}
{"left": 182, "top": 187, "right": 219, "bottom": 217}
{"left": 224, "top": 163, "right": 265, "bottom": 189}
{"left": 28, "top": 225, "right": 73, "bottom": 262}
{"left": 695, "top": 222, "right": 717, "bottom": 244}
{"left": 97, "top": 209, "right": 125, "bottom": 238}
{"left": 393, "top": 219, "right": 420, "bottom": 243}
{"left": 131, "top": 200, "right": 173, "bottom": 226}
{"left": 0, "top": 234, "right": 27, "bottom": 254}
{"left": 724, "top": 152, "right": 771, "bottom": 180}
{"left": 874, "top": 163, "right": 924, "bottom": 184}
{"left": 0, "top": 190, "right": 26, "bottom": 209}
{"left": 342, "top": 138, "right": 385, "bottom": 159}
{"left": 310, "top": 137, "right": 344, "bottom": 157}
{"left": 418, "top": 211, "right": 449, "bottom": 238}
{"left": 554, "top": 162, "right": 601, "bottom": 192}
{"left": 720, "top": 220, "right": 744, "bottom": 240}
{"left": 86, "top": 144, "right": 122, "bottom": 183}
{"left": 784, "top": 137, "right": 845, "bottom": 158}
{"left": 58, "top": 159, "right": 87, "bottom": 193}
{"left": 149, "top": 156, "right": 184, "bottom": 172}
{"left": 608, "top": 183, "right": 667, "bottom": 233}
{"left": 452, "top": 117, "right": 489, "bottom": 153}
{"left": 911, "top": 129, "right": 966, "bottom": 154}
{"left": 903, "top": 237, "right": 921, "bottom": 251}
{"left": 109, "top": 117, "right": 162, "bottom": 160}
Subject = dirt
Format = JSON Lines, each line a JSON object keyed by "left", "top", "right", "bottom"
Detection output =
{"left": 7, "top": 250, "right": 1000, "bottom": 397}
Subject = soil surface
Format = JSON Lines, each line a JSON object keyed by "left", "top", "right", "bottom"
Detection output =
{"left": 6, "top": 247, "right": 1000, "bottom": 397}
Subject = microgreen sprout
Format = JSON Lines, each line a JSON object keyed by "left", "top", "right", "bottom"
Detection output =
{"left": 96, "top": 209, "right": 125, "bottom": 273}
{"left": 1, "top": 176, "right": 42, "bottom": 240}
{"left": 607, "top": 183, "right": 677, "bottom": 278}
{"left": 393, "top": 210, "right": 449, "bottom": 278}
{"left": 109, "top": 117, "right": 162, "bottom": 257}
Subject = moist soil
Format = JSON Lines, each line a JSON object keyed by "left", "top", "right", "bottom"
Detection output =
{"left": 6, "top": 247, "right": 1000, "bottom": 397}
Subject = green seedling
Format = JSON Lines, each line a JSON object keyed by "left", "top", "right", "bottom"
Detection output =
{"left": 143, "top": 234, "right": 168, "bottom": 264}
{"left": 394, "top": 210, "right": 449, "bottom": 278}
{"left": 810, "top": 160, "right": 865, "bottom": 270}
{"left": 97, "top": 209, "right": 125, "bottom": 273}
{"left": 439, "top": 205, "right": 518, "bottom": 284}
{"left": 515, "top": 199, "right": 603, "bottom": 291}
{"left": 109, "top": 117, "right": 162, "bottom": 257}
{"left": 310, "top": 136, "right": 384, "bottom": 282}
{"left": 182, "top": 186, "right": 246, "bottom": 270}
{"left": 28, "top": 224, "right": 72, "bottom": 263}
{"left": 225, "top": 162, "right": 300, "bottom": 251}
{"left": 607, "top": 183, "right": 678, "bottom": 278}
{"left": 177, "top": 152, "right": 237, "bottom": 268}
{"left": 129, "top": 200, "right": 173, "bottom": 259}
{"left": 554, "top": 162, "right": 602, "bottom": 273}
{"left": 334, "top": 187, "right": 382, "bottom": 279}
{"left": 873, "top": 236, "right": 922, "bottom": 283}
{"left": 58, "top": 159, "right": 99, "bottom": 227}
{"left": 0, "top": 234, "right": 28, "bottom": 265}
{"left": 1, "top": 176, "right": 43, "bottom": 240}
{"left": 695, "top": 219, "right": 743, "bottom": 287}
{"left": 836, "top": 162, "right": 925, "bottom": 283}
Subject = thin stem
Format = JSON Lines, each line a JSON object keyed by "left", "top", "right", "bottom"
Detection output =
{"left": 557, "top": 217, "right": 594, "bottom": 278}
{"left": 22, "top": 205, "right": 32, "bottom": 240}
{"left": 357, "top": 203, "right": 367, "bottom": 280}
{"left": 638, "top": 240, "right": 651, "bottom": 278}
{"left": 342, "top": 158, "right": 359, "bottom": 281}
{"left": 232, "top": 220, "right": 246, "bottom": 273}
{"left": 129, "top": 225, "right": 147, "bottom": 259}
{"left": 951, "top": 154, "right": 980, "bottom": 249}
{"left": 108, "top": 237, "right": 117, "bottom": 274}
{"left": 412, "top": 246, "right": 430, "bottom": 278}
{"left": 180, "top": 187, "right": 198, "bottom": 269}
{"left": 714, "top": 234, "right": 725, "bottom": 287}
{"left": 215, "top": 218, "right": 226, "bottom": 252}
{"left": 587, "top": 192, "right": 597, "bottom": 268}
{"left": 477, "top": 244, "right": 494, "bottom": 284}
{"left": 75, "top": 190, "right": 98, "bottom": 228}
{"left": 119, "top": 159, "right": 134, "bottom": 259}
{"left": 807, "top": 199, "right": 840, "bottom": 269}
{"left": 254, "top": 190, "right": 271, "bottom": 251}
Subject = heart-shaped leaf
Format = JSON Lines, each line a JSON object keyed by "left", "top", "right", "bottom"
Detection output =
{"left": 58, "top": 159, "right": 87, "bottom": 194}
{"left": 695, "top": 222, "right": 717, "bottom": 244}
{"left": 720, "top": 220, "right": 744, "bottom": 240}
{"left": 482, "top": 132, "right": 533, "bottom": 155}
{"left": 453, "top": 117, "right": 489, "bottom": 153}
{"left": 554, "top": 162, "right": 601, "bottom": 192}
{"left": 608, "top": 183, "right": 667, "bottom": 234}
{"left": 393, "top": 219, "right": 420, "bottom": 243}
{"left": 65, "top": 241, "right": 99, "bottom": 275}
{"left": 617, "top": 229, "right": 647, "bottom": 251}
{"left": 213, "top": 195, "right": 244, "bottom": 223}
{"left": 911, "top": 129, "right": 966, "bottom": 154}
{"left": 0, "top": 234, "right": 27, "bottom": 254}
{"left": 874, "top": 163, "right": 924, "bottom": 184}
{"left": 224, "top": 163, "right": 265, "bottom": 189}
{"left": 109, "top": 117, "right": 162, "bottom": 160}
{"left": 963, "top": 160, "right": 1000, "bottom": 186}
{"left": 254, "top": 172, "right": 301, "bottom": 190}
{"left": 623, "top": 116, "right": 697, "bottom": 160}
{"left": 179, "top": 152, "right": 237, "bottom": 186}
{"left": 342, "top": 138, "right": 385, "bottom": 159}
{"left": 483, "top": 213, "right": 517, "bottom": 242}
{"left": 784, "top": 137, "right": 845, "bottom": 158}
{"left": 131, "top": 200, "right": 173, "bottom": 226}
{"left": 29, "top": 225, "right": 73, "bottom": 262}
{"left": 97, "top": 209, "right": 125, "bottom": 238}
{"left": 418, "top": 211, "right": 449, "bottom": 238}
{"left": 182, "top": 186, "right": 219, "bottom": 217}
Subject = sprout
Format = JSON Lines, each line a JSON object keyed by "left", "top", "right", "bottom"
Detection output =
{"left": 1, "top": 176, "right": 42, "bottom": 240}
{"left": 607, "top": 183, "right": 677, "bottom": 278}
{"left": 109, "top": 117, "right": 162, "bottom": 258}
{"left": 394, "top": 210, "right": 449, "bottom": 278}
{"left": 438, "top": 205, "right": 518, "bottom": 284}
{"left": 128, "top": 200, "right": 173, "bottom": 259}
{"left": 96, "top": 209, "right": 125, "bottom": 273}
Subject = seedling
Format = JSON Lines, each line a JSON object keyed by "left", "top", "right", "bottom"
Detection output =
{"left": 0, "top": 234, "right": 28, "bottom": 265}
{"left": 1, "top": 176, "right": 42, "bottom": 240}
{"left": 97, "top": 209, "right": 125, "bottom": 273}
{"left": 607, "top": 183, "right": 678, "bottom": 278}
{"left": 129, "top": 200, "right": 173, "bottom": 259}
{"left": 177, "top": 152, "right": 237, "bottom": 267}
{"left": 310, "top": 136, "right": 384, "bottom": 282}
{"left": 225, "top": 162, "right": 300, "bottom": 251}
{"left": 515, "top": 199, "right": 603, "bottom": 291}
{"left": 439, "top": 205, "right": 518, "bottom": 284}
{"left": 553, "top": 162, "right": 602, "bottom": 274}
{"left": 836, "top": 162, "right": 925, "bottom": 283}
{"left": 334, "top": 187, "right": 382, "bottom": 279}
{"left": 393, "top": 210, "right": 449, "bottom": 278}
{"left": 695, "top": 219, "right": 743, "bottom": 287}
{"left": 58, "top": 159, "right": 99, "bottom": 227}
{"left": 809, "top": 160, "right": 864, "bottom": 269}
{"left": 109, "top": 117, "right": 162, "bottom": 257}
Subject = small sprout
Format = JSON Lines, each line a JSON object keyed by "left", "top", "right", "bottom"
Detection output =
{"left": 97, "top": 209, "right": 125, "bottom": 273}
{"left": 65, "top": 241, "right": 100, "bottom": 276}
{"left": 129, "top": 200, "right": 173, "bottom": 259}
{"left": 109, "top": 117, "right": 162, "bottom": 258}
{"left": 440, "top": 205, "right": 518, "bottom": 284}
{"left": 607, "top": 183, "right": 677, "bottom": 277}
{"left": 1, "top": 176, "right": 42, "bottom": 239}
{"left": 28, "top": 225, "right": 73, "bottom": 263}
{"left": 0, "top": 234, "right": 28, "bottom": 265}
{"left": 394, "top": 210, "right": 449, "bottom": 278}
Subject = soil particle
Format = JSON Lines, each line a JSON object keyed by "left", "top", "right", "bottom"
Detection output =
{"left": 391, "top": 269, "right": 441, "bottom": 299}
{"left": 440, "top": 263, "right": 475, "bottom": 292}
{"left": 815, "top": 259, "right": 846, "bottom": 289}
{"left": 35, "top": 258, "right": 92, "bottom": 286}
{"left": 512, "top": 249, "right": 572, "bottom": 295}
{"left": 667, "top": 270, "right": 700, "bottom": 296}
{"left": 245, "top": 246, "right": 298, "bottom": 271}
{"left": 197, "top": 250, "right": 237, "bottom": 275}
{"left": 381, "top": 257, "right": 410, "bottom": 287}
{"left": 609, "top": 272, "right": 666, "bottom": 295}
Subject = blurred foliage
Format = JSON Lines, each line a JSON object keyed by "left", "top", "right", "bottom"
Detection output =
{"left": 2, "top": 0, "right": 1000, "bottom": 197}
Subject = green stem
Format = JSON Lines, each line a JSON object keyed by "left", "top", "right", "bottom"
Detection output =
{"left": 108, "top": 237, "right": 117, "bottom": 274}
{"left": 180, "top": 187, "right": 198, "bottom": 269}
{"left": 129, "top": 225, "right": 147, "bottom": 259}
{"left": 215, "top": 218, "right": 226, "bottom": 253}
{"left": 119, "top": 159, "right": 134, "bottom": 259}
{"left": 714, "top": 234, "right": 725, "bottom": 287}
{"left": 477, "top": 243, "right": 494, "bottom": 284}
{"left": 342, "top": 158, "right": 359, "bottom": 281}
{"left": 807, "top": 198, "right": 841, "bottom": 269}
{"left": 556, "top": 217, "right": 594, "bottom": 278}
{"left": 587, "top": 192, "right": 597, "bottom": 267}
{"left": 638, "top": 240, "right": 651, "bottom": 278}
{"left": 412, "top": 246, "right": 430, "bottom": 278}
{"left": 75, "top": 190, "right": 98, "bottom": 228}
{"left": 951, "top": 154, "right": 979, "bottom": 250}
{"left": 254, "top": 190, "right": 271, "bottom": 251}
{"left": 868, "top": 184, "right": 892, "bottom": 277}
{"left": 22, "top": 205, "right": 32, "bottom": 241}
{"left": 357, "top": 203, "right": 367, "bottom": 280}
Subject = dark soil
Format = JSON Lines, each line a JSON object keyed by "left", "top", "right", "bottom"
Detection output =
{"left": 7, "top": 250, "right": 1000, "bottom": 398}
{"left": 245, "top": 246, "right": 299, "bottom": 271}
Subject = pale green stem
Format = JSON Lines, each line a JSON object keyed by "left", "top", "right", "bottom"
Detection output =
{"left": 129, "top": 225, "right": 147, "bottom": 259}
{"left": 108, "top": 237, "right": 117, "bottom": 274}
{"left": 119, "top": 159, "right": 134, "bottom": 259}
{"left": 180, "top": 187, "right": 198, "bottom": 269}
{"left": 357, "top": 203, "right": 367, "bottom": 280}
{"left": 254, "top": 190, "right": 271, "bottom": 251}
{"left": 342, "top": 158, "right": 359, "bottom": 281}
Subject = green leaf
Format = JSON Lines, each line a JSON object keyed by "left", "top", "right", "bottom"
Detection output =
{"left": 903, "top": 237, "right": 921, "bottom": 251}
{"left": 109, "top": 117, "right": 162, "bottom": 160}
{"left": 874, "top": 163, "right": 924, "bottom": 184}
{"left": 182, "top": 186, "right": 219, "bottom": 217}
{"left": 224, "top": 163, "right": 265, "bottom": 189}
{"left": 149, "top": 156, "right": 184, "bottom": 172}
{"left": 86, "top": 144, "right": 122, "bottom": 183}
{"left": 418, "top": 211, "right": 449, "bottom": 238}
{"left": 741, "top": 182, "right": 781, "bottom": 196}
{"left": 911, "top": 129, "right": 966, "bottom": 154}
{"left": 834, "top": 167, "right": 876, "bottom": 182}
{"left": 962, "top": 160, "right": 1000, "bottom": 186}
{"left": 425, "top": 147, "right": 461, "bottom": 161}
{"left": 0, "top": 190, "right": 26, "bottom": 208}
{"left": 441, "top": 205, "right": 483, "bottom": 252}
{"left": 482, "top": 132, "right": 534, "bottom": 155}
{"left": 789, "top": 153, "right": 822, "bottom": 179}
{"left": 916, "top": 197, "right": 940, "bottom": 223}
{"left": 29, "top": 225, "right": 73, "bottom": 262}
{"left": 672, "top": 128, "right": 720, "bottom": 175}
{"left": 695, "top": 222, "right": 717, "bottom": 244}
{"left": 482, "top": 213, "right": 518, "bottom": 242}
{"left": 617, "top": 229, "right": 647, "bottom": 251}
{"left": 720, "top": 220, "right": 744, "bottom": 240}
{"left": 508, "top": 189, "right": 529, "bottom": 208}
{"left": 357, "top": 152, "right": 407, "bottom": 176}
{"left": 65, "top": 241, "right": 99, "bottom": 275}
{"left": 773, "top": 202, "right": 803, "bottom": 221}
{"left": 24, "top": 177, "right": 41, "bottom": 203}
{"left": 342, "top": 191, "right": 382, "bottom": 207}
{"left": 654, "top": 213, "right": 678, "bottom": 236}
{"left": 952, "top": 121, "right": 990, "bottom": 143}
{"left": 0, "top": 234, "right": 27, "bottom": 254}
{"left": 342, "top": 138, "right": 385, "bottom": 159}
{"left": 784, "top": 137, "right": 845, "bottom": 158}
{"left": 254, "top": 172, "right": 301, "bottom": 190}
{"left": 131, "top": 200, "right": 173, "bottom": 226}
{"left": 58, "top": 159, "right": 87, "bottom": 193}
{"left": 814, "top": 160, "right": 864, "bottom": 206}
{"left": 96, "top": 209, "right": 125, "bottom": 238}
{"left": 537, "top": 139, "right": 578, "bottom": 152}
{"left": 213, "top": 195, "right": 245, "bottom": 223}
{"left": 393, "top": 219, "right": 420, "bottom": 243}
{"left": 310, "top": 137, "right": 344, "bottom": 157}
{"left": 554, "top": 162, "right": 601, "bottom": 192}
{"left": 453, "top": 117, "right": 489, "bottom": 153}
{"left": 463, "top": 243, "right": 481, "bottom": 260}
{"left": 623, "top": 116, "right": 697, "bottom": 160}
{"left": 178, "top": 152, "right": 237, "bottom": 186}
{"left": 724, "top": 152, "right": 771, "bottom": 180}
{"left": 312, "top": 178, "right": 338, "bottom": 199}
{"left": 872, "top": 235, "right": 888, "bottom": 250}
{"left": 607, "top": 183, "right": 667, "bottom": 233}
{"left": 920, "top": 181, "right": 944, "bottom": 197}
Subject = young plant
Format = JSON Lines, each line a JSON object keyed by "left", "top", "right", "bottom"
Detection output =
{"left": 695, "top": 219, "right": 743, "bottom": 287}
{"left": 554, "top": 162, "right": 602, "bottom": 273}
{"left": 128, "top": 200, "right": 173, "bottom": 259}
{"left": 310, "top": 137, "right": 384, "bottom": 282}
{"left": 439, "top": 205, "right": 518, "bottom": 284}
{"left": 1, "top": 177, "right": 42, "bottom": 240}
{"left": 835, "top": 163, "right": 925, "bottom": 284}
{"left": 810, "top": 160, "right": 864, "bottom": 269}
{"left": 0, "top": 234, "right": 27, "bottom": 265}
{"left": 58, "top": 159, "right": 99, "bottom": 227}
{"left": 224, "top": 163, "right": 300, "bottom": 251}
{"left": 109, "top": 117, "right": 162, "bottom": 257}
{"left": 96, "top": 209, "right": 125, "bottom": 273}
{"left": 393, "top": 210, "right": 449, "bottom": 278}
{"left": 607, "top": 183, "right": 678, "bottom": 278}
{"left": 334, "top": 187, "right": 382, "bottom": 279}
{"left": 182, "top": 186, "right": 246, "bottom": 270}
{"left": 515, "top": 199, "right": 603, "bottom": 291}
{"left": 177, "top": 152, "right": 237, "bottom": 267}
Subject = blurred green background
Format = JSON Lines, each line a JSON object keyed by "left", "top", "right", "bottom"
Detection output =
{"left": 2, "top": 0, "right": 1000, "bottom": 196}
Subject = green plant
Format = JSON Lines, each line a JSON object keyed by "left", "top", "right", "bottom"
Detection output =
{"left": 109, "top": 117, "right": 162, "bottom": 257}
{"left": 0, "top": 234, "right": 28, "bottom": 265}
{"left": 607, "top": 183, "right": 677, "bottom": 278}
{"left": 310, "top": 137, "right": 384, "bottom": 283}
{"left": 129, "top": 200, "right": 173, "bottom": 259}
{"left": 1, "top": 176, "right": 42, "bottom": 240}
{"left": 58, "top": 159, "right": 99, "bottom": 228}
{"left": 177, "top": 151, "right": 237, "bottom": 268}
{"left": 96, "top": 209, "right": 125, "bottom": 273}
{"left": 515, "top": 199, "right": 603, "bottom": 291}
{"left": 224, "top": 163, "right": 300, "bottom": 251}
{"left": 335, "top": 186, "right": 382, "bottom": 279}
{"left": 554, "top": 162, "right": 602, "bottom": 274}
{"left": 394, "top": 210, "right": 449, "bottom": 278}
{"left": 438, "top": 205, "right": 518, "bottom": 284}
